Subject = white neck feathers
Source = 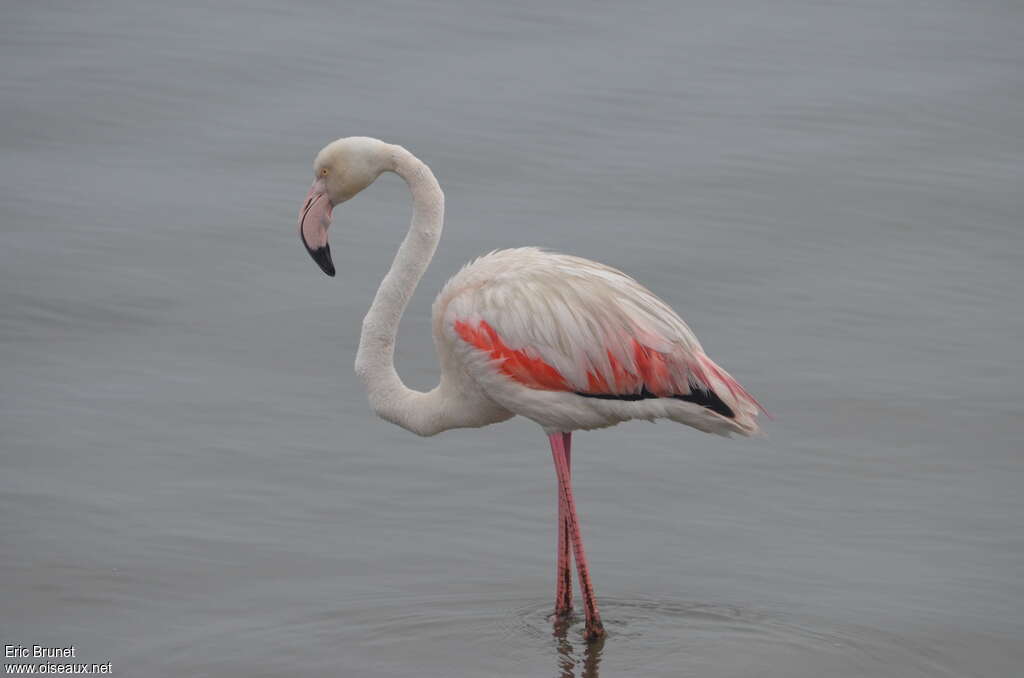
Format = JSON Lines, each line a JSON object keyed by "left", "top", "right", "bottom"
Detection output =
{"left": 353, "top": 146, "right": 449, "bottom": 435}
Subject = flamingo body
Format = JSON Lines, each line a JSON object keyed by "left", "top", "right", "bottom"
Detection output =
{"left": 435, "top": 247, "right": 764, "bottom": 435}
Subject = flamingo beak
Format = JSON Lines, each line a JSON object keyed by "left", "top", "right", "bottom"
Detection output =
{"left": 298, "top": 178, "right": 335, "bottom": 277}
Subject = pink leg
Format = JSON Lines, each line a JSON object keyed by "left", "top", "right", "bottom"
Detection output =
{"left": 554, "top": 433, "right": 573, "bottom": 619}
{"left": 549, "top": 432, "right": 605, "bottom": 640}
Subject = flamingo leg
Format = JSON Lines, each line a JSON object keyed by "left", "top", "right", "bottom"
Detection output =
{"left": 554, "top": 432, "right": 573, "bottom": 619}
{"left": 548, "top": 432, "right": 605, "bottom": 640}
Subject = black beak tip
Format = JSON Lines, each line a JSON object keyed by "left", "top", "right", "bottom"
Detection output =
{"left": 308, "top": 243, "right": 335, "bottom": 277}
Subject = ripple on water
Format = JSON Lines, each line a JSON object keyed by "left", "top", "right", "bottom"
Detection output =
{"left": 125, "top": 592, "right": 964, "bottom": 677}
{"left": 302, "top": 593, "right": 962, "bottom": 677}
{"left": 503, "top": 596, "right": 963, "bottom": 678}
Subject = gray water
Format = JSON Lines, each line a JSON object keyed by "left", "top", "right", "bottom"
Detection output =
{"left": 2, "top": 1, "right": 1023, "bottom": 676}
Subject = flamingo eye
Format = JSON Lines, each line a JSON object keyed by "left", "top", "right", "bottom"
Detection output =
{"left": 319, "top": 167, "right": 329, "bottom": 177}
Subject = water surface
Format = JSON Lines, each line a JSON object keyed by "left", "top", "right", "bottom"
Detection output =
{"left": 2, "top": 1, "right": 1022, "bottom": 676}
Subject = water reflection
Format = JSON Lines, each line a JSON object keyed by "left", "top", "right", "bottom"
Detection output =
{"left": 553, "top": 616, "right": 604, "bottom": 678}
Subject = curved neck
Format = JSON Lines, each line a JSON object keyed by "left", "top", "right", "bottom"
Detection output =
{"left": 353, "top": 146, "right": 447, "bottom": 435}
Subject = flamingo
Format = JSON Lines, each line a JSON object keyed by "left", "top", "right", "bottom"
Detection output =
{"left": 297, "top": 137, "right": 766, "bottom": 640}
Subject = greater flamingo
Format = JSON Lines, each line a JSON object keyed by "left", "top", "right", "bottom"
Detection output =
{"left": 297, "top": 137, "right": 766, "bottom": 640}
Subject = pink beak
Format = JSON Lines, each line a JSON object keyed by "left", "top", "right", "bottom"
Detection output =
{"left": 298, "top": 178, "right": 335, "bottom": 276}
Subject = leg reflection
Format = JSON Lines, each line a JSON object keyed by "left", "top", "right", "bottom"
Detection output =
{"left": 553, "top": 619, "right": 605, "bottom": 678}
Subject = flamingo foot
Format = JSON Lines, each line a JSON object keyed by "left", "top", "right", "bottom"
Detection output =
{"left": 553, "top": 599, "right": 573, "bottom": 622}
{"left": 583, "top": 617, "right": 606, "bottom": 641}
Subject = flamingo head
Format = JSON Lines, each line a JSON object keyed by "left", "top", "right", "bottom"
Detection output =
{"left": 299, "top": 137, "right": 392, "bottom": 277}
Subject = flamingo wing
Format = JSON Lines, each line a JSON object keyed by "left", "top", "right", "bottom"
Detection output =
{"left": 440, "top": 248, "right": 765, "bottom": 426}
